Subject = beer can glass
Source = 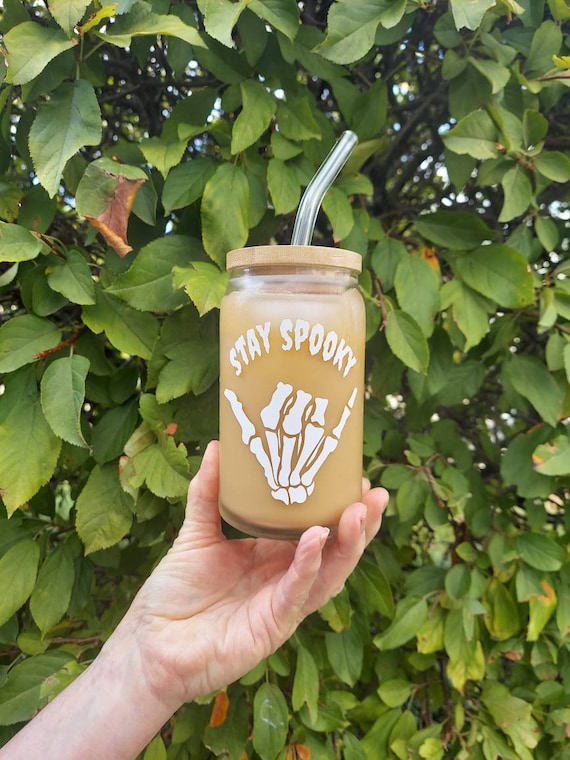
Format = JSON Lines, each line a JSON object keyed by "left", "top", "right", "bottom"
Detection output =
{"left": 219, "top": 245, "right": 365, "bottom": 539}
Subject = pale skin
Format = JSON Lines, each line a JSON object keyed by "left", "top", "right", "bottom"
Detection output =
{"left": 0, "top": 441, "right": 389, "bottom": 760}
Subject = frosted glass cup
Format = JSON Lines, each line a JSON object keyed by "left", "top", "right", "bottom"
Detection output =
{"left": 219, "top": 245, "right": 365, "bottom": 539}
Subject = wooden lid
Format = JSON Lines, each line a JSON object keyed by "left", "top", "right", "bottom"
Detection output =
{"left": 226, "top": 245, "right": 362, "bottom": 272}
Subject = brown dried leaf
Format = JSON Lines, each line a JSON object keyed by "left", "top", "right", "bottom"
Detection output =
{"left": 209, "top": 689, "right": 230, "bottom": 728}
{"left": 86, "top": 175, "right": 145, "bottom": 257}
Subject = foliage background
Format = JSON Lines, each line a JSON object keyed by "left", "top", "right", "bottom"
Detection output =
{"left": 1, "top": 0, "right": 570, "bottom": 757}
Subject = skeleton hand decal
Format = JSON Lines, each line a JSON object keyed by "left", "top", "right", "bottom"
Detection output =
{"left": 224, "top": 382, "right": 358, "bottom": 505}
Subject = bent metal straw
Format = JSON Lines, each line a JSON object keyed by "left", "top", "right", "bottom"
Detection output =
{"left": 290, "top": 130, "right": 359, "bottom": 246}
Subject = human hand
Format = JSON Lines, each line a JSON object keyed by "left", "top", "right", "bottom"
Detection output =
{"left": 113, "top": 440, "right": 389, "bottom": 713}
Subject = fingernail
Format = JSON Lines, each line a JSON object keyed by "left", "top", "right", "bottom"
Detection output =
{"left": 319, "top": 528, "right": 330, "bottom": 548}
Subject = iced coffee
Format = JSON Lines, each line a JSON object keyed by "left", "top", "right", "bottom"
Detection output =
{"left": 219, "top": 245, "right": 365, "bottom": 539}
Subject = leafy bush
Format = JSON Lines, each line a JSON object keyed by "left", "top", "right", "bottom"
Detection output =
{"left": 1, "top": 0, "right": 570, "bottom": 757}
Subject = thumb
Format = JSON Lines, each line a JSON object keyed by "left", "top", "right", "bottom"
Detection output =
{"left": 179, "top": 440, "right": 225, "bottom": 545}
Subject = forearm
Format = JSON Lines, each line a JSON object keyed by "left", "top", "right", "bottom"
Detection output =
{"left": 0, "top": 629, "right": 179, "bottom": 760}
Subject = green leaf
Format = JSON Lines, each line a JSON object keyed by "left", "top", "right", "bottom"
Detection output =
{"left": 29, "top": 80, "right": 101, "bottom": 198}
{"left": 156, "top": 337, "right": 218, "bottom": 403}
{"left": 322, "top": 186, "right": 355, "bottom": 241}
{"left": 231, "top": 80, "right": 276, "bottom": 154}
{"left": 0, "top": 540, "right": 40, "bottom": 627}
{"left": 142, "top": 735, "right": 167, "bottom": 760}
{"left": 445, "top": 564, "right": 471, "bottom": 600}
{"left": 503, "top": 355, "right": 564, "bottom": 427}
{"left": 481, "top": 682, "right": 539, "bottom": 755}
{"left": 441, "top": 280, "right": 491, "bottom": 351}
{"left": 414, "top": 210, "right": 494, "bottom": 250}
{"left": 469, "top": 57, "right": 510, "bottom": 94}
{"left": 371, "top": 237, "right": 408, "bottom": 291}
{"left": 527, "top": 581, "right": 556, "bottom": 641}
{"left": 442, "top": 110, "right": 499, "bottom": 160}
{"left": 29, "top": 543, "right": 75, "bottom": 636}
{"left": 374, "top": 597, "right": 428, "bottom": 650}
{"left": 75, "top": 463, "right": 133, "bottom": 554}
{"left": 123, "top": 438, "right": 190, "bottom": 499}
{"left": 140, "top": 136, "right": 187, "bottom": 179}
{"left": 40, "top": 355, "right": 90, "bottom": 448}
{"left": 197, "top": 0, "right": 247, "bottom": 47}
{"left": 317, "top": 0, "right": 399, "bottom": 64}
{"left": 100, "top": 2, "right": 206, "bottom": 48}
{"left": 107, "top": 236, "right": 194, "bottom": 312}
{"left": 0, "top": 222, "right": 43, "bottom": 263}
{"left": 532, "top": 435, "right": 570, "bottom": 476}
{"left": 450, "top": 0, "right": 496, "bottom": 30}
{"left": 498, "top": 165, "right": 533, "bottom": 222}
{"left": 522, "top": 109, "right": 548, "bottom": 150}
{"left": 325, "top": 626, "right": 363, "bottom": 686}
{"left": 0, "top": 652, "right": 74, "bottom": 725}
{"left": 49, "top": 0, "right": 92, "bottom": 35}
{"left": 47, "top": 249, "right": 96, "bottom": 305}
{"left": 173, "top": 261, "right": 230, "bottom": 317}
{"left": 525, "top": 20, "right": 563, "bottom": 78}
{"left": 385, "top": 310, "right": 429, "bottom": 374}
{"left": 292, "top": 646, "right": 319, "bottom": 723}
{"left": 517, "top": 532, "right": 566, "bottom": 572}
{"left": 83, "top": 289, "right": 159, "bottom": 360}
{"left": 3, "top": 22, "right": 77, "bottom": 85}
{"left": 161, "top": 157, "right": 218, "bottom": 214}
{"left": 394, "top": 255, "right": 440, "bottom": 337}
{"left": 276, "top": 97, "right": 321, "bottom": 140}
{"left": 248, "top": 0, "right": 300, "bottom": 41}
{"left": 348, "top": 554, "right": 394, "bottom": 618}
{"left": 0, "top": 368, "right": 62, "bottom": 515}
{"left": 91, "top": 400, "right": 139, "bottom": 466}
{"left": 0, "top": 315, "right": 61, "bottom": 372}
{"left": 534, "top": 151, "right": 570, "bottom": 182}
{"left": 452, "top": 244, "right": 534, "bottom": 309}
{"left": 201, "top": 163, "right": 250, "bottom": 267}
{"left": 253, "top": 682, "right": 289, "bottom": 760}
{"left": 378, "top": 679, "right": 413, "bottom": 708}
{"left": 267, "top": 158, "right": 300, "bottom": 215}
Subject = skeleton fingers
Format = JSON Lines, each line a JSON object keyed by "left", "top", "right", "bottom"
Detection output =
{"left": 223, "top": 383, "right": 358, "bottom": 505}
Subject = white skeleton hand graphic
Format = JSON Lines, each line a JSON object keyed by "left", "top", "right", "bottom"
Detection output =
{"left": 224, "top": 382, "right": 358, "bottom": 505}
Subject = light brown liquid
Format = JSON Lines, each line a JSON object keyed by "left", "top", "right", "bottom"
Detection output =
{"left": 219, "top": 281, "right": 364, "bottom": 538}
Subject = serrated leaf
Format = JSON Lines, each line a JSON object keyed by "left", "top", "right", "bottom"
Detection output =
{"left": 322, "top": 186, "right": 354, "bottom": 241}
{"left": 0, "top": 369, "right": 62, "bottom": 515}
{"left": 0, "top": 540, "right": 40, "bottom": 627}
{"left": 0, "top": 651, "right": 74, "bottom": 725}
{"left": 197, "top": 0, "right": 247, "bottom": 47}
{"left": 503, "top": 354, "right": 564, "bottom": 427}
{"left": 75, "top": 463, "right": 133, "bottom": 554}
{"left": 83, "top": 289, "right": 159, "bottom": 359}
{"left": 231, "top": 80, "right": 276, "bottom": 154}
{"left": 452, "top": 244, "right": 534, "bottom": 309}
{"left": 162, "top": 157, "right": 218, "bottom": 214}
{"left": 394, "top": 255, "right": 440, "bottom": 337}
{"left": 29, "top": 80, "right": 102, "bottom": 198}
{"left": 140, "top": 136, "right": 187, "bottom": 179}
{"left": 107, "top": 235, "right": 195, "bottom": 312}
{"left": 442, "top": 110, "right": 498, "bottom": 160}
{"left": 3, "top": 22, "right": 77, "bottom": 85}
{"left": 49, "top": 0, "right": 92, "bottom": 35}
{"left": 123, "top": 438, "right": 190, "bottom": 499}
{"left": 385, "top": 310, "right": 429, "bottom": 374}
{"left": 248, "top": 0, "right": 299, "bottom": 41}
{"left": 47, "top": 249, "right": 96, "bottom": 305}
{"left": 414, "top": 210, "right": 494, "bottom": 250}
{"left": 253, "top": 683, "right": 288, "bottom": 760}
{"left": 201, "top": 163, "right": 250, "bottom": 267}
{"left": 0, "top": 315, "right": 61, "bottom": 373}
{"left": 316, "top": 0, "right": 395, "bottom": 64}
{"left": 499, "top": 165, "right": 533, "bottom": 222}
{"left": 40, "top": 355, "right": 90, "bottom": 448}
{"left": 156, "top": 337, "right": 218, "bottom": 403}
{"left": 173, "top": 261, "right": 230, "bottom": 316}
{"left": 29, "top": 543, "right": 75, "bottom": 636}
{"left": 0, "top": 222, "right": 43, "bottom": 263}
{"left": 374, "top": 597, "right": 428, "bottom": 650}
{"left": 99, "top": 2, "right": 206, "bottom": 48}
{"left": 441, "top": 280, "right": 491, "bottom": 351}
{"left": 267, "top": 158, "right": 300, "bottom": 215}
{"left": 276, "top": 97, "right": 321, "bottom": 140}
{"left": 450, "top": 0, "right": 496, "bottom": 30}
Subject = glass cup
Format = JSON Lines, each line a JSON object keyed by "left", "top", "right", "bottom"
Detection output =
{"left": 219, "top": 245, "right": 365, "bottom": 539}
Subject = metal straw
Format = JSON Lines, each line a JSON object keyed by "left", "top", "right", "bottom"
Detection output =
{"left": 291, "top": 130, "right": 359, "bottom": 246}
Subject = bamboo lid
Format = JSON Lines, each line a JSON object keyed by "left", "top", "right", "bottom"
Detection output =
{"left": 226, "top": 245, "right": 362, "bottom": 272}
